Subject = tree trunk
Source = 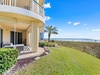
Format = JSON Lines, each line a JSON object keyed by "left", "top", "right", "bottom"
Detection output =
{"left": 48, "top": 32, "right": 51, "bottom": 42}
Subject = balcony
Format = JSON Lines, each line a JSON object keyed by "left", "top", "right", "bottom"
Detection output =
{"left": 0, "top": 0, "right": 44, "bottom": 17}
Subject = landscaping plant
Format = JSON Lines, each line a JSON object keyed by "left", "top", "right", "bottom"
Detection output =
{"left": 0, "top": 48, "right": 19, "bottom": 75}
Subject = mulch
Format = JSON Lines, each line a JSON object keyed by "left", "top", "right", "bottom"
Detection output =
{"left": 4, "top": 47, "right": 50, "bottom": 75}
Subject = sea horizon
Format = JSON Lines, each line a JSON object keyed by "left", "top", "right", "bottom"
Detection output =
{"left": 44, "top": 38, "right": 100, "bottom": 43}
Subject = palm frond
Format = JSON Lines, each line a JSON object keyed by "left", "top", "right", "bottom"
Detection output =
{"left": 44, "top": 30, "right": 48, "bottom": 32}
{"left": 52, "top": 32, "right": 58, "bottom": 34}
{"left": 45, "top": 25, "right": 58, "bottom": 41}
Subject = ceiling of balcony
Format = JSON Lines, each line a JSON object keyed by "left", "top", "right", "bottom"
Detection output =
{"left": 0, "top": 21, "right": 31, "bottom": 30}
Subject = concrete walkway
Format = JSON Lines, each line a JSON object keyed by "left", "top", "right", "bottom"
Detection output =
{"left": 17, "top": 47, "right": 45, "bottom": 60}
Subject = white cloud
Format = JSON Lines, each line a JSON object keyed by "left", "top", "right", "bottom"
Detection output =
{"left": 45, "top": 16, "right": 51, "bottom": 21}
{"left": 44, "top": 3, "right": 51, "bottom": 9}
{"left": 83, "top": 24, "right": 87, "bottom": 25}
{"left": 73, "top": 22, "right": 80, "bottom": 26}
{"left": 68, "top": 21, "right": 72, "bottom": 24}
{"left": 92, "top": 29, "right": 100, "bottom": 32}
{"left": 59, "top": 29, "right": 62, "bottom": 32}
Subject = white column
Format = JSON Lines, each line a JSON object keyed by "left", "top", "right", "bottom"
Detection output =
{"left": 31, "top": 22, "right": 39, "bottom": 52}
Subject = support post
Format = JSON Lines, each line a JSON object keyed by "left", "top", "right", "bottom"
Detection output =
{"left": 31, "top": 22, "right": 39, "bottom": 52}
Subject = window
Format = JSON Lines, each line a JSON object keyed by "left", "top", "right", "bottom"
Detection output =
{"left": 40, "top": 33, "right": 44, "bottom": 40}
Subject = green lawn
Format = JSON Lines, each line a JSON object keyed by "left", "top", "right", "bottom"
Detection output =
{"left": 15, "top": 46, "right": 100, "bottom": 75}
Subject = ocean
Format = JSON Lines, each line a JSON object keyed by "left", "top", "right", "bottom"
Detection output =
{"left": 44, "top": 38, "right": 100, "bottom": 43}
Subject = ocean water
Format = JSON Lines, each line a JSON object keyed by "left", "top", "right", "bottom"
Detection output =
{"left": 44, "top": 38, "right": 100, "bottom": 43}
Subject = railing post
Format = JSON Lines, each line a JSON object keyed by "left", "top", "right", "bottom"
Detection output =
{"left": 9, "top": 0, "right": 11, "bottom": 6}
{"left": 5, "top": 0, "right": 6, "bottom": 5}
{"left": 3, "top": 0, "right": 4, "bottom": 5}
{"left": 1, "top": 0, "right": 3, "bottom": 4}
{"left": 14, "top": 0, "right": 16, "bottom": 6}
{"left": 43, "top": 7, "right": 44, "bottom": 17}
{"left": 31, "top": 0, "right": 34, "bottom": 11}
{"left": 37, "top": 0, "right": 39, "bottom": 13}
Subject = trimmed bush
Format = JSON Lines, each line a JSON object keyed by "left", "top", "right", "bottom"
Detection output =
{"left": 39, "top": 42, "right": 55, "bottom": 47}
{"left": 50, "top": 40, "right": 55, "bottom": 42}
{"left": 39, "top": 42, "right": 45, "bottom": 47}
{"left": 0, "top": 48, "right": 19, "bottom": 75}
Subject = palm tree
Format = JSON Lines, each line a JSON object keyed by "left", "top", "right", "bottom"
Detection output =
{"left": 45, "top": 25, "right": 58, "bottom": 42}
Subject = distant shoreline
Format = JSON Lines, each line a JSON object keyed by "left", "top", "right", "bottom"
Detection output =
{"left": 44, "top": 38, "right": 100, "bottom": 43}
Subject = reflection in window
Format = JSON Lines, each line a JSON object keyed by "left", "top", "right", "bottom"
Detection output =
{"left": 40, "top": 33, "right": 44, "bottom": 40}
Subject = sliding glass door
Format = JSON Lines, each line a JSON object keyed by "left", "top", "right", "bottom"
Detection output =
{"left": 10, "top": 31, "right": 22, "bottom": 45}
{"left": 0, "top": 28, "right": 3, "bottom": 48}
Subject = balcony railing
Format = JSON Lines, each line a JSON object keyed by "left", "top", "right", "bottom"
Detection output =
{"left": 0, "top": 0, "right": 44, "bottom": 17}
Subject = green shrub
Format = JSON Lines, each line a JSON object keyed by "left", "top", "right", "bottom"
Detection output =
{"left": 39, "top": 42, "right": 45, "bottom": 47}
{"left": 50, "top": 40, "right": 55, "bottom": 42}
{"left": 0, "top": 48, "right": 19, "bottom": 75}
{"left": 39, "top": 42, "right": 55, "bottom": 47}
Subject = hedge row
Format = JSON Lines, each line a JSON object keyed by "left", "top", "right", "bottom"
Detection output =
{"left": 39, "top": 42, "right": 55, "bottom": 47}
{"left": 0, "top": 48, "right": 19, "bottom": 75}
{"left": 56, "top": 41, "right": 100, "bottom": 58}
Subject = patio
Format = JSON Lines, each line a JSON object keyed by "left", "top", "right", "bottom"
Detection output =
{"left": 18, "top": 47, "right": 45, "bottom": 60}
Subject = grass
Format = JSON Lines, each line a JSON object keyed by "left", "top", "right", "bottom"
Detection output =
{"left": 15, "top": 46, "right": 100, "bottom": 75}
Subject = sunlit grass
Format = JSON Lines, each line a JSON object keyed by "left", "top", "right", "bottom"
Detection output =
{"left": 15, "top": 46, "right": 100, "bottom": 75}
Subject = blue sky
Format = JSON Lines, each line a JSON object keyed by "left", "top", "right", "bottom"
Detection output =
{"left": 44, "top": 0, "right": 100, "bottom": 39}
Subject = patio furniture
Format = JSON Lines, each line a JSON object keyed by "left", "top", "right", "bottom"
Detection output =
{"left": 2, "top": 43, "right": 14, "bottom": 48}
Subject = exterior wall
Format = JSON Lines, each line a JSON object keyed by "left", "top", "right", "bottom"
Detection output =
{"left": 0, "top": 5, "right": 44, "bottom": 27}
{"left": 39, "top": 26, "right": 44, "bottom": 33}
{"left": 0, "top": 24, "right": 26, "bottom": 44}
{"left": 0, "top": 0, "right": 45, "bottom": 52}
